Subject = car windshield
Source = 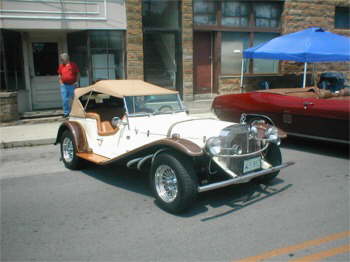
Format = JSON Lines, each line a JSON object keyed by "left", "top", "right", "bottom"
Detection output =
{"left": 124, "top": 94, "right": 184, "bottom": 116}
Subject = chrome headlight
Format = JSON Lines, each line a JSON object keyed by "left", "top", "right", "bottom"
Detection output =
{"left": 265, "top": 126, "right": 280, "bottom": 145}
{"left": 231, "top": 144, "right": 243, "bottom": 155}
{"left": 205, "top": 137, "right": 221, "bottom": 156}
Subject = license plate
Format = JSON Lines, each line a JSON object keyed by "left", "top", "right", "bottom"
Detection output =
{"left": 243, "top": 157, "right": 261, "bottom": 173}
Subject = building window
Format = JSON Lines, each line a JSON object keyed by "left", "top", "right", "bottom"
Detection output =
{"left": 68, "top": 30, "right": 125, "bottom": 85}
{"left": 90, "top": 31, "right": 125, "bottom": 82}
{"left": 221, "top": 1, "right": 282, "bottom": 28}
{"left": 255, "top": 3, "right": 281, "bottom": 28}
{"left": 32, "top": 43, "right": 59, "bottom": 76}
{"left": 143, "top": 0, "right": 180, "bottom": 29}
{"left": 222, "top": 1, "right": 249, "bottom": 27}
{"left": 221, "top": 32, "right": 279, "bottom": 75}
{"left": 253, "top": 33, "right": 279, "bottom": 73}
{"left": 0, "top": 30, "right": 25, "bottom": 92}
{"left": 221, "top": 32, "right": 250, "bottom": 74}
{"left": 335, "top": 7, "right": 350, "bottom": 29}
{"left": 193, "top": 0, "right": 217, "bottom": 25}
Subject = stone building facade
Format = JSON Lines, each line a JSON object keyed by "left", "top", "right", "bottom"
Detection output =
{"left": 124, "top": 0, "right": 349, "bottom": 99}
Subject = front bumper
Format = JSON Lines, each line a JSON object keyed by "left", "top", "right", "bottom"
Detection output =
{"left": 198, "top": 161, "right": 294, "bottom": 192}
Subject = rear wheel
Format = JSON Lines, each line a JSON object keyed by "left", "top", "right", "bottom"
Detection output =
{"left": 257, "top": 143, "right": 282, "bottom": 184}
{"left": 60, "top": 130, "right": 83, "bottom": 170}
{"left": 150, "top": 152, "right": 198, "bottom": 214}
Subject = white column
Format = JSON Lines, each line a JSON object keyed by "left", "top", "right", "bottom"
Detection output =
{"left": 240, "top": 58, "right": 244, "bottom": 92}
{"left": 303, "top": 62, "right": 308, "bottom": 88}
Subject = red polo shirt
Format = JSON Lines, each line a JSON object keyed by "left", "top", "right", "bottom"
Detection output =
{"left": 58, "top": 62, "right": 79, "bottom": 85}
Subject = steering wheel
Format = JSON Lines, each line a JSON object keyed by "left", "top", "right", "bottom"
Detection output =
{"left": 158, "top": 105, "right": 173, "bottom": 113}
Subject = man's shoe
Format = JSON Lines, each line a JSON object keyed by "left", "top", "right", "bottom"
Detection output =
{"left": 63, "top": 114, "right": 69, "bottom": 118}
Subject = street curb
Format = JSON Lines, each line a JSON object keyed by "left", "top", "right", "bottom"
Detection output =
{"left": 0, "top": 138, "right": 56, "bottom": 149}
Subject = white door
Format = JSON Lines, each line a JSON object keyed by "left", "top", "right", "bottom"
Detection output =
{"left": 29, "top": 38, "right": 63, "bottom": 110}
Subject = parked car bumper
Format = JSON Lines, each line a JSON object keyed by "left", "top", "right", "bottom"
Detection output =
{"left": 198, "top": 161, "right": 294, "bottom": 192}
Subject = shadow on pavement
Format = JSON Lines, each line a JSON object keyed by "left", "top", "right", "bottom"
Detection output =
{"left": 82, "top": 162, "right": 152, "bottom": 197}
{"left": 181, "top": 178, "right": 292, "bottom": 220}
{"left": 281, "top": 136, "right": 349, "bottom": 159}
{"left": 81, "top": 162, "right": 292, "bottom": 218}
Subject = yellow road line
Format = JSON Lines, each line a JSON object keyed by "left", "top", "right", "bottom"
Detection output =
{"left": 235, "top": 231, "right": 350, "bottom": 262}
{"left": 288, "top": 244, "right": 350, "bottom": 262}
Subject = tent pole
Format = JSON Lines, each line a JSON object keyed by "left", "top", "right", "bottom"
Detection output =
{"left": 240, "top": 58, "right": 244, "bottom": 93}
{"left": 303, "top": 62, "right": 307, "bottom": 88}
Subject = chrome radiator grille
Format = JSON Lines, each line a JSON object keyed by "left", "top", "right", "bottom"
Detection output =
{"left": 219, "top": 124, "right": 262, "bottom": 176}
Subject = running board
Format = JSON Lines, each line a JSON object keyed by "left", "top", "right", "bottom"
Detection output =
{"left": 76, "top": 152, "right": 110, "bottom": 164}
{"left": 198, "top": 161, "right": 295, "bottom": 193}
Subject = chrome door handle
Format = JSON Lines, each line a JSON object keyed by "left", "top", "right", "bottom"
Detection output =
{"left": 97, "top": 138, "right": 103, "bottom": 145}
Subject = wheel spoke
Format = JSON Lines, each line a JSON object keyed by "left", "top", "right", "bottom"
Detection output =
{"left": 62, "top": 137, "right": 74, "bottom": 163}
{"left": 155, "top": 165, "right": 178, "bottom": 203}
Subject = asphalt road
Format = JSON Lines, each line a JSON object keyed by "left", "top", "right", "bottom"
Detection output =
{"left": 1, "top": 139, "right": 349, "bottom": 262}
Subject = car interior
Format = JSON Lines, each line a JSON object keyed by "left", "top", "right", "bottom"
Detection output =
{"left": 259, "top": 86, "right": 350, "bottom": 99}
{"left": 80, "top": 92, "right": 126, "bottom": 136}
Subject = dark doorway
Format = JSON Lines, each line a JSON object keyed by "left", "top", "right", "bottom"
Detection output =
{"left": 194, "top": 32, "right": 212, "bottom": 94}
{"left": 143, "top": 32, "right": 180, "bottom": 90}
{"left": 142, "top": 0, "right": 182, "bottom": 93}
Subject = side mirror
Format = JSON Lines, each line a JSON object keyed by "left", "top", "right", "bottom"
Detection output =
{"left": 111, "top": 117, "right": 127, "bottom": 127}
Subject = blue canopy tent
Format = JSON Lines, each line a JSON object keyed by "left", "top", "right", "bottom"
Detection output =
{"left": 240, "top": 27, "right": 350, "bottom": 89}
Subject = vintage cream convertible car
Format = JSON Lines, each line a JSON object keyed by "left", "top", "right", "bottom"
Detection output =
{"left": 56, "top": 80, "right": 294, "bottom": 213}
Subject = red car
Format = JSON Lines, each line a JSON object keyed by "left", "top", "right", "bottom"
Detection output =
{"left": 212, "top": 87, "right": 350, "bottom": 144}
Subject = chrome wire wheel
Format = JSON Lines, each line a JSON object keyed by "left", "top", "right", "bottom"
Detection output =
{"left": 155, "top": 165, "right": 178, "bottom": 203}
{"left": 62, "top": 137, "right": 74, "bottom": 163}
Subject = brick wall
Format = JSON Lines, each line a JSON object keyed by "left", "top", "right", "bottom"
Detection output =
{"left": 182, "top": 0, "right": 194, "bottom": 100}
{"left": 126, "top": 0, "right": 144, "bottom": 80}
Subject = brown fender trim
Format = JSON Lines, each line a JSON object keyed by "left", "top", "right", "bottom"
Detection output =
{"left": 55, "top": 121, "right": 90, "bottom": 153}
{"left": 103, "top": 138, "right": 203, "bottom": 165}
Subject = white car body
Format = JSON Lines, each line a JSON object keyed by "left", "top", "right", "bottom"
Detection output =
{"left": 56, "top": 80, "right": 294, "bottom": 213}
{"left": 70, "top": 113, "right": 234, "bottom": 159}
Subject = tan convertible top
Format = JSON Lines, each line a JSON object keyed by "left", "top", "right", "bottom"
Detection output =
{"left": 74, "top": 80, "right": 178, "bottom": 98}
{"left": 70, "top": 80, "right": 178, "bottom": 117}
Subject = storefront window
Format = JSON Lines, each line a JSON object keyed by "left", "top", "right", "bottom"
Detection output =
{"left": 68, "top": 30, "right": 125, "bottom": 85}
{"left": 221, "top": 32, "right": 279, "bottom": 75}
{"left": 0, "top": 30, "right": 25, "bottom": 91}
{"left": 253, "top": 33, "right": 279, "bottom": 73}
{"left": 90, "top": 31, "right": 125, "bottom": 82}
{"left": 193, "top": 0, "right": 216, "bottom": 25}
{"left": 142, "top": 0, "right": 182, "bottom": 91}
{"left": 221, "top": 32, "right": 249, "bottom": 75}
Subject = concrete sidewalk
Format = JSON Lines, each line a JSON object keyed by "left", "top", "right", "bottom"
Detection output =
{"left": 0, "top": 112, "right": 215, "bottom": 149}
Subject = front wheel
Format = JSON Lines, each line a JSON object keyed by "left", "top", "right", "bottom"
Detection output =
{"left": 150, "top": 152, "right": 198, "bottom": 214}
{"left": 60, "top": 130, "right": 83, "bottom": 170}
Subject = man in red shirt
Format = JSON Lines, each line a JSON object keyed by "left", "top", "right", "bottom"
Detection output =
{"left": 57, "top": 53, "right": 80, "bottom": 117}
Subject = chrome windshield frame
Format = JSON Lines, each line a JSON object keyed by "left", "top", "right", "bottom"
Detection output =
{"left": 123, "top": 93, "right": 186, "bottom": 117}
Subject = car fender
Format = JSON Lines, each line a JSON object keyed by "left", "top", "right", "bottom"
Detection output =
{"left": 55, "top": 121, "right": 90, "bottom": 153}
{"left": 103, "top": 138, "right": 204, "bottom": 166}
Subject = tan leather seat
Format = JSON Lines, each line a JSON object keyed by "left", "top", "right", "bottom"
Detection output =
{"left": 85, "top": 108, "right": 125, "bottom": 136}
